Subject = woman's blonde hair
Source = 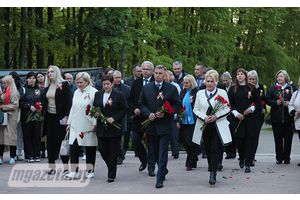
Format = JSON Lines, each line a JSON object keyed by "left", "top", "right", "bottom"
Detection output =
{"left": 205, "top": 69, "right": 219, "bottom": 84}
{"left": 45, "top": 65, "right": 65, "bottom": 87}
{"left": 1, "top": 75, "right": 20, "bottom": 98}
{"left": 183, "top": 74, "right": 197, "bottom": 89}
{"left": 76, "top": 72, "right": 92, "bottom": 86}
{"left": 275, "top": 70, "right": 290, "bottom": 83}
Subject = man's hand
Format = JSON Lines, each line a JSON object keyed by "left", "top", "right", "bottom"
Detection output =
{"left": 149, "top": 113, "right": 156, "bottom": 121}
{"left": 134, "top": 108, "right": 141, "bottom": 116}
{"left": 155, "top": 112, "right": 165, "bottom": 118}
{"left": 107, "top": 117, "right": 115, "bottom": 124}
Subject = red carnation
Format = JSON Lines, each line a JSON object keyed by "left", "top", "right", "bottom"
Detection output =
{"left": 86, "top": 104, "right": 91, "bottom": 115}
{"left": 275, "top": 85, "right": 282, "bottom": 91}
{"left": 261, "top": 100, "right": 266, "bottom": 106}
{"left": 251, "top": 102, "right": 256, "bottom": 106}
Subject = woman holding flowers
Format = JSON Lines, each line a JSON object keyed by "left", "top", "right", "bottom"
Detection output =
{"left": 42, "top": 65, "right": 72, "bottom": 175}
{"left": 178, "top": 75, "right": 199, "bottom": 171}
{"left": 192, "top": 69, "right": 231, "bottom": 185}
{"left": 19, "top": 72, "right": 43, "bottom": 163}
{"left": 65, "top": 72, "right": 98, "bottom": 179}
{"left": 266, "top": 70, "right": 296, "bottom": 164}
{"left": 228, "top": 68, "right": 260, "bottom": 173}
{"left": 93, "top": 74, "right": 128, "bottom": 183}
{"left": 0, "top": 75, "right": 20, "bottom": 165}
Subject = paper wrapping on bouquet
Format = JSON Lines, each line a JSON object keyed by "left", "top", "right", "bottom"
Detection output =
{"left": 0, "top": 111, "right": 8, "bottom": 126}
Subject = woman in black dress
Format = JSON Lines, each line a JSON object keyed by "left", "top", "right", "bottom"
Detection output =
{"left": 228, "top": 68, "right": 260, "bottom": 173}
{"left": 266, "top": 70, "right": 296, "bottom": 164}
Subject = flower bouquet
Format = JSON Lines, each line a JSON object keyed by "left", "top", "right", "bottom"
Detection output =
{"left": 86, "top": 104, "right": 121, "bottom": 129}
{"left": 141, "top": 101, "right": 175, "bottom": 129}
{"left": 26, "top": 101, "right": 43, "bottom": 123}
{"left": 201, "top": 95, "right": 230, "bottom": 131}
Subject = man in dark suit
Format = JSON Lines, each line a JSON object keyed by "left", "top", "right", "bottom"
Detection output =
{"left": 194, "top": 63, "right": 206, "bottom": 90}
{"left": 129, "top": 61, "right": 156, "bottom": 176}
{"left": 172, "top": 60, "right": 188, "bottom": 89}
{"left": 124, "top": 64, "right": 142, "bottom": 87}
{"left": 113, "top": 70, "right": 131, "bottom": 164}
{"left": 139, "top": 65, "right": 181, "bottom": 189}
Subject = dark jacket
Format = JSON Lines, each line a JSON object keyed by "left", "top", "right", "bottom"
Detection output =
{"left": 114, "top": 83, "right": 131, "bottom": 131}
{"left": 42, "top": 81, "right": 72, "bottom": 119}
{"left": 124, "top": 76, "right": 135, "bottom": 87}
{"left": 173, "top": 71, "right": 187, "bottom": 89}
{"left": 93, "top": 89, "right": 128, "bottom": 138}
{"left": 139, "top": 81, "right": 181, "bottom": 136}
{"left": 19, "top": 84, "right": 43, "bottom": 121}
{"left": 266, "top": 83, "right": 296, "bottom": 124}
{"left": 129, "top": 76, "right": 154, "bottom": 132}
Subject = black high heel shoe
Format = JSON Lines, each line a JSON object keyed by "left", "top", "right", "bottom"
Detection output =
{"left": 239, "top": 159, "right": 245, "bottom": 168}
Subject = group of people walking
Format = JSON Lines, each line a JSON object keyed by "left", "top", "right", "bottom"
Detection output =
{"left": 0, "top": 61, "right": 299, "bottom": 188}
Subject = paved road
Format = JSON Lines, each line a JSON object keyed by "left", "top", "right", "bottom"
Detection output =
{"left": 0, "top": 129, "right": 299, "bottom": 194}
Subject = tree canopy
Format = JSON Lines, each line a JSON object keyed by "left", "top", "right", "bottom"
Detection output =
{"left": 0, "top": 7, "right": 300, "bottom": 85}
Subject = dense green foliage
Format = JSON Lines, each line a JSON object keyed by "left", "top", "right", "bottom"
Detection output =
{"left": 0, "top": 7, "right": 300, "bottom": 85}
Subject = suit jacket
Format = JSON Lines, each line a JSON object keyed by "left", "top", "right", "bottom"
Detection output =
{"left": 129, "top": 76, "right": 154, "bottom": 132}
{"left": 192, "top": 88, "right": 232, "bottom": 145}
{"left": 138, "top": 81, "right": 181, "bottom": 136}
{"left": 93, "top": 89, "right": 128, "bottom": 138}
{"left": 124, "top": 76, "right": 135, "bottom": 87}
{"left": 266, "top": 83, "right": 296, "bottom": 124}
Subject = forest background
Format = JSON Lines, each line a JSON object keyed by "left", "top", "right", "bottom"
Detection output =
{"left": 0, "top": 7, "right": 299, "bottom": 85}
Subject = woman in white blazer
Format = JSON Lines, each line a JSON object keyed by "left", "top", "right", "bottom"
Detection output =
{"left": 66, "top": 72, "right": 98, "bottom": 179}
{"left": 288, "top": 76, "right": 300, "bottom": 167}
{"left": 192, "top": 70, "right": 232, "bottom": 186}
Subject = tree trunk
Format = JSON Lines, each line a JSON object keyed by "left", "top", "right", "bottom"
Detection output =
{"left": 72, "top": 8, "right": 77, "bottom": 68}
{"left": 47, "top": 7, "right": 54, "bottom": 66}
{"left": 3, "top": 8, "right": 10, "bottom": 68}
{"left": 12, "top": 8, "right": 17, "bottom": 68}
{"left": 78, "top": 7, "right": 84, "bottom": 68}
{"left": 35, "top": 7, "right": 44, "bottom": 69}
{"left": 65, "top": 7, "right": 71, "bottom": 68}
{"left": 97, "top": 38, "right": 104, "bottom": 67}
{"left": 19, "top": 8, "right": 26, "bottom": 68}
{"left": 132, "top": 8, "right": 140, "bottom": 65}
{"left": 27, "top": 8, "right": 33, "bottom": 68}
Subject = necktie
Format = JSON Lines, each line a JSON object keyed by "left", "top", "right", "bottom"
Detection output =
{"left": 156, "top": 83, "right": 161, "bottom": 90}
{"left": 144, "top": 79, "right": 148, "bottom": 85}
{"left": 210, "top": 93, "right": 213, "bottom": 98}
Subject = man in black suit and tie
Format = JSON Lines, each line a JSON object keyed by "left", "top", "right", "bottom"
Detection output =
{"left": 129, "top": 61, "right": 156, "bottom": 176}
{"left": 139, "top": 65, "right": 181, "bottom": 188}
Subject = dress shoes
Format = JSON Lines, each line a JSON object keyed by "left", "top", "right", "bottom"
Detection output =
{"left": 245, "top": 166, "right": 251, "bottom": 173}
{"left": 250, "top": 160, "right": 255, "bottom": 167}
{"left": 155, "top": 182, "right": 163, "bottom": 189}
{"left": 162, "top": 169, "right": 168, "bottom": 181}
{"left": 186, "top": 167, "right": 192, "bottom": 171}
{"left": 209, "top": 172, "right": 217, "bottom": 185}
{"left": 276, "top": 160, "right": 282, "bottom": 164}
{"left": 202, "top": 153, "right": 207, "bottom": 159}
{"left": 217, "top": 164, "right": 223, "bottom": 171}
{"left": 117, "top": 157, "right": 123, "bottom": 165}
{"left": 297, "top": 163, "right": 300, "bottom": 166}
{"left": 139, "top": 163, "right": 147, "bottom": 171}
{"left": 47, "top": 169, "right": 56, "bottom": 175}
{"left": 239, "top": 159, "right": 245, "bottom": 169}
{"left": 173, "top": 154, "right": 179, "bottom": 159}
{"left": 284, "top": 160, "right": 290, "bottom": 164}
{"left": 148, "top": 170, "right": 155, "bottom": 177}
{"left": 107, "top": 178, "right": 114, "bottom": 183}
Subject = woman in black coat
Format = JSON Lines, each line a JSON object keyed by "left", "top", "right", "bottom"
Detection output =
{"left": 178, "top": 75, "right": 199, "bottom": 171}
{"left": 20, "top": 72, "right": 43, "bottom": 162}
{"left": 247, "top": 70, "right": 266, "bottom": 166}
{"left": 228, "top": 68, "right": 260, "bottom": 173}
{"left": 266, "top": 70, "right": 296, "bottom": 164}
{"left": 42, "top": 65, "right": 72, "bottom": 175}
{"left": 93, "top": 75, "right": 128, "bottom": 183}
